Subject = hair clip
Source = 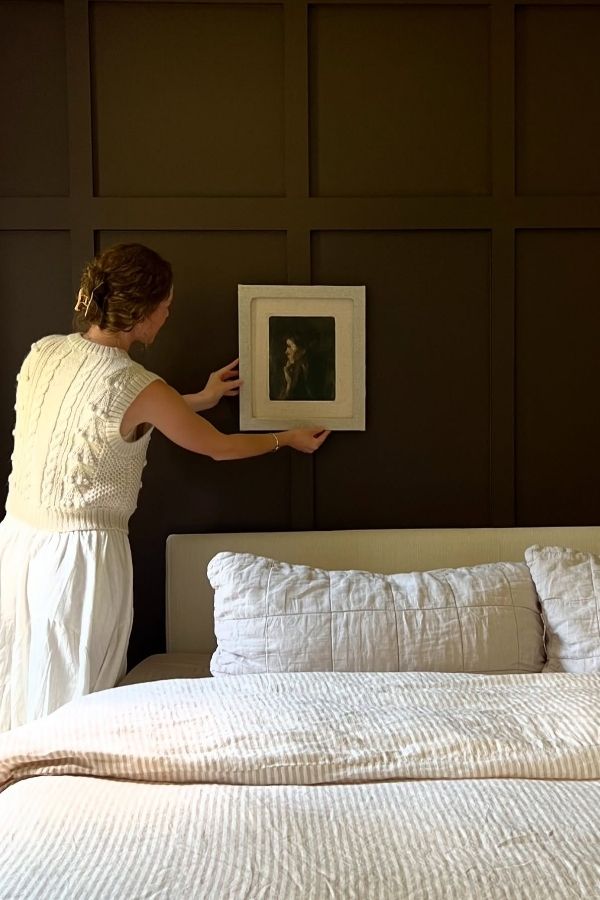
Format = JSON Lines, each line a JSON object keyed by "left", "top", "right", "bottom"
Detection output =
{"left": 74, "top": 282, "right": 104, "bottom": 316}
{"left": 74, "top": 289, "right": 92, "bottom": 316}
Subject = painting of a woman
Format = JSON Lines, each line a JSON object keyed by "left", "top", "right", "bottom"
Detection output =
{"left": 269, "top": 317, "right": 336, "bottom": 402}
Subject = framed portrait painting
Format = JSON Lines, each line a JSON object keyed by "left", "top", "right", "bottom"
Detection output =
{"left": 238, "top": 284, "right": 365, "bottom": 430}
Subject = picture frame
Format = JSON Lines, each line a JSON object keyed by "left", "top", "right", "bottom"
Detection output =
{"left": 238, "top": 284, "right": 366, "bottom": 431}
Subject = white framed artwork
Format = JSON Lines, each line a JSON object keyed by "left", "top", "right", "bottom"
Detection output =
{"left": 238, "top": 284, "right": 366, "bottom": 431}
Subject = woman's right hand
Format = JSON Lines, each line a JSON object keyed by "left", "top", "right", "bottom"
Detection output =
{"left": 283, "top": 428, "right": 331, "bottom": 454}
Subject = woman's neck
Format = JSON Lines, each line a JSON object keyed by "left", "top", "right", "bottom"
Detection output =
{"left": 84, "top": 326, "right": 135, "bottom": 352}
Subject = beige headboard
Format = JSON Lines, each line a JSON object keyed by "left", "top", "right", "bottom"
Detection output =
{"left": 165, "top": 526, "right": 600, "bottom": 653}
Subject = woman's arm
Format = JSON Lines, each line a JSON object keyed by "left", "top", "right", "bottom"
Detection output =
{"left": 128, "top": 380, "right": 330, "bottom": 460}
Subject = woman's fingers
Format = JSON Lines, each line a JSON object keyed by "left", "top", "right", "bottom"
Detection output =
{"left": 303, "top": 429, "right": 331, "bottom": 452}
{"left": 315, "top": 429, "right": 331, "bottom": 445}
{"left": 217, "top": 358, "right": 239, "bottom": 377}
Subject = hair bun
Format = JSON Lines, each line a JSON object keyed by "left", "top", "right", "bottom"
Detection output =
{"left": 75, "top": 243, "right": 172, "bottom": 332}
{"left": 92, "top": 280, "right": 108, "bottom": 307}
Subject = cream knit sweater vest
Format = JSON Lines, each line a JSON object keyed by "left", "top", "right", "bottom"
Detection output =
{"left": 6, "top": 333, "right": 162, "bottom": 533}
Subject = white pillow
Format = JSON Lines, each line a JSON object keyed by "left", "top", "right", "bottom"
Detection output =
{"left": 208, "top": 552, "right": 545, "bottom": 676}
{"left": 524, "top": 544, "right": 600, "bottom": 673}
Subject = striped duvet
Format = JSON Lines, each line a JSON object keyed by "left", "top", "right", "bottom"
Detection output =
{"left": 0, "top": 671, "right": 599, "bottom": 898}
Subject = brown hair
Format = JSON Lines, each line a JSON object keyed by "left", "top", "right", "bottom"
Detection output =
{"left": 73, "top": 243, "right": 173, "bottom": 333}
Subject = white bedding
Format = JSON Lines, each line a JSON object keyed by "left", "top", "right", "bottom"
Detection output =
{"left": 1, "top": 671, "right": 599, "bottom": 898}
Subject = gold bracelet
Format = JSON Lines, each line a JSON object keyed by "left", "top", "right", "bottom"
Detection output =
{"left": 271, "top": 432, "right": 279, "bottom": 452}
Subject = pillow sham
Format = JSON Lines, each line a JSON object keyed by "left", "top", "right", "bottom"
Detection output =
{"left": 524, "top": 544, "right": 600, "bottom": 674}
{"left": 207, "top": 552, "right": 545, "bottom": 676}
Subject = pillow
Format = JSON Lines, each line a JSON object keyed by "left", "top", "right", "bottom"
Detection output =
{"left": 524, "top": 544, "right": 600, "bottom": 673}
{"left": 208, "top": 552, "right": 545, "bottom": 676}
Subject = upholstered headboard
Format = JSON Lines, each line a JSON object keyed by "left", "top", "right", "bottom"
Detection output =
{"left": 165, "top": 526, "right": 600, "bottom": 653}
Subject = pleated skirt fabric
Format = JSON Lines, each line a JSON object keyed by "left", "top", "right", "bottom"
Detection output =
{"left": 0, "top": 514, "right": 133, "bottom": 733}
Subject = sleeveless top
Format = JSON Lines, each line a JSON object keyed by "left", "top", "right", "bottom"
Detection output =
{"left": 5, "top": 333, "right": 162, "bottom": 533}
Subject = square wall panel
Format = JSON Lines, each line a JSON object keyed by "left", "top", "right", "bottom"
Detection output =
{"left": 91, "top": 3, "right": 285, "bottom": 197}
{"left": 516, "top": 6, "right": 600, "bottom": 195}
{"left": 0, "top": 1, "right": 69, "bottom": 196}
{"left": 0, "top": 231, "right": 72, "bottom": 506}
{"left": 1, "top": 230, "right": 72, "bottom": 369}
{"left": 516, "top": 230, "right": 600, "bottom": 524}
{"left": 312, "top": 230, "right": 491, "bottom": 528}
{"left": 309, "top": 4, "right": 490, "bottom": 197}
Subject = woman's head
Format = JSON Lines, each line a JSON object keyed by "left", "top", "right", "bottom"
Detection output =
{"left": 285, "top": 333, "right": 308, "bottom": 365}
{"left": 74, "top": 243, "right": 173, "bottom": 337}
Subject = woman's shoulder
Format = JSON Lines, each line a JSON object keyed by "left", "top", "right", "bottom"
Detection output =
{"left": 29, "top": 334, "right": 68, "bottom": 353}
{"left": 19, "top": 334, "right": 69, "bottom": 369}
{"left": 122, "top": 357, "right": 162, "bottom": 382}
{"left": 108, "top": 358, "right": 164, "bottom": 397}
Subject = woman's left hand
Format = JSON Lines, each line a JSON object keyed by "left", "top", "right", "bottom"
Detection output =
{"left": 201, "top": 359, "right": 242, "bottom": 409}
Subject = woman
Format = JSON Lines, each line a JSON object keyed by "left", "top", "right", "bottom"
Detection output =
{"left": 275, "top": 330, "right": 335, "bottom": 402}
{"left": 0, "top": 243, "right": 329, "bottom": 732}
{"left": 280, "top": 333, "right": 312, "bottom": 400}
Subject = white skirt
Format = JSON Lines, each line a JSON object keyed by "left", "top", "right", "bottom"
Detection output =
{"left": 0, "top": 514, "right": 133, "bottom": 732}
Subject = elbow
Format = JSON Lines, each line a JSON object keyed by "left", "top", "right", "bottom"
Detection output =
{"left": 209, "top": 439, "right": 235, "bottom": 462}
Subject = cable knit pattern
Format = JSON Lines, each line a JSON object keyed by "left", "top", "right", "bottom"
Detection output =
{"left": 11, "top": 337, "right": 73, "bottom": 510}
{"left": 6, "top": 334, "right": 162, "bottom": 533}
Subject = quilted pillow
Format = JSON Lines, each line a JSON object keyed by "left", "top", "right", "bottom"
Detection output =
{"left": 207, "top": 552, "right": 545, "bottom": 676}
{"left": 524, "top": 544, "right": 600, "bottom": 673}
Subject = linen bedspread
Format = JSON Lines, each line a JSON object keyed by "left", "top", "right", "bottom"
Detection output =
{"left": 0, "top": 671, "right": 599, "bottom": 899}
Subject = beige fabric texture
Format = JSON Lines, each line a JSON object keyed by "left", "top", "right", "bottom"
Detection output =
{"left": 0, "top": 673, "right": 599, "bottom": 899}
{"left": 117, "top": 652, "right": 212, "bottom": 686}
{"left": 208, "top": 552, "right": 545, "bottom": 676}
{"left": 525, "top": 544, "right": 600, "bottom": 673}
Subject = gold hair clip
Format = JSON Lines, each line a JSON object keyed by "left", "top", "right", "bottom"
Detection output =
{"left": 74, "top": 289, "right": 92, "bottom": 316}
{"left": 74, "top": 282, "right": 104, "bottom": 316}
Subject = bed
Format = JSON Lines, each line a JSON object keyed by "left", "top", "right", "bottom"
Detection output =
{"left": 1, "top": 526, "right": 599, "bottom": 899}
